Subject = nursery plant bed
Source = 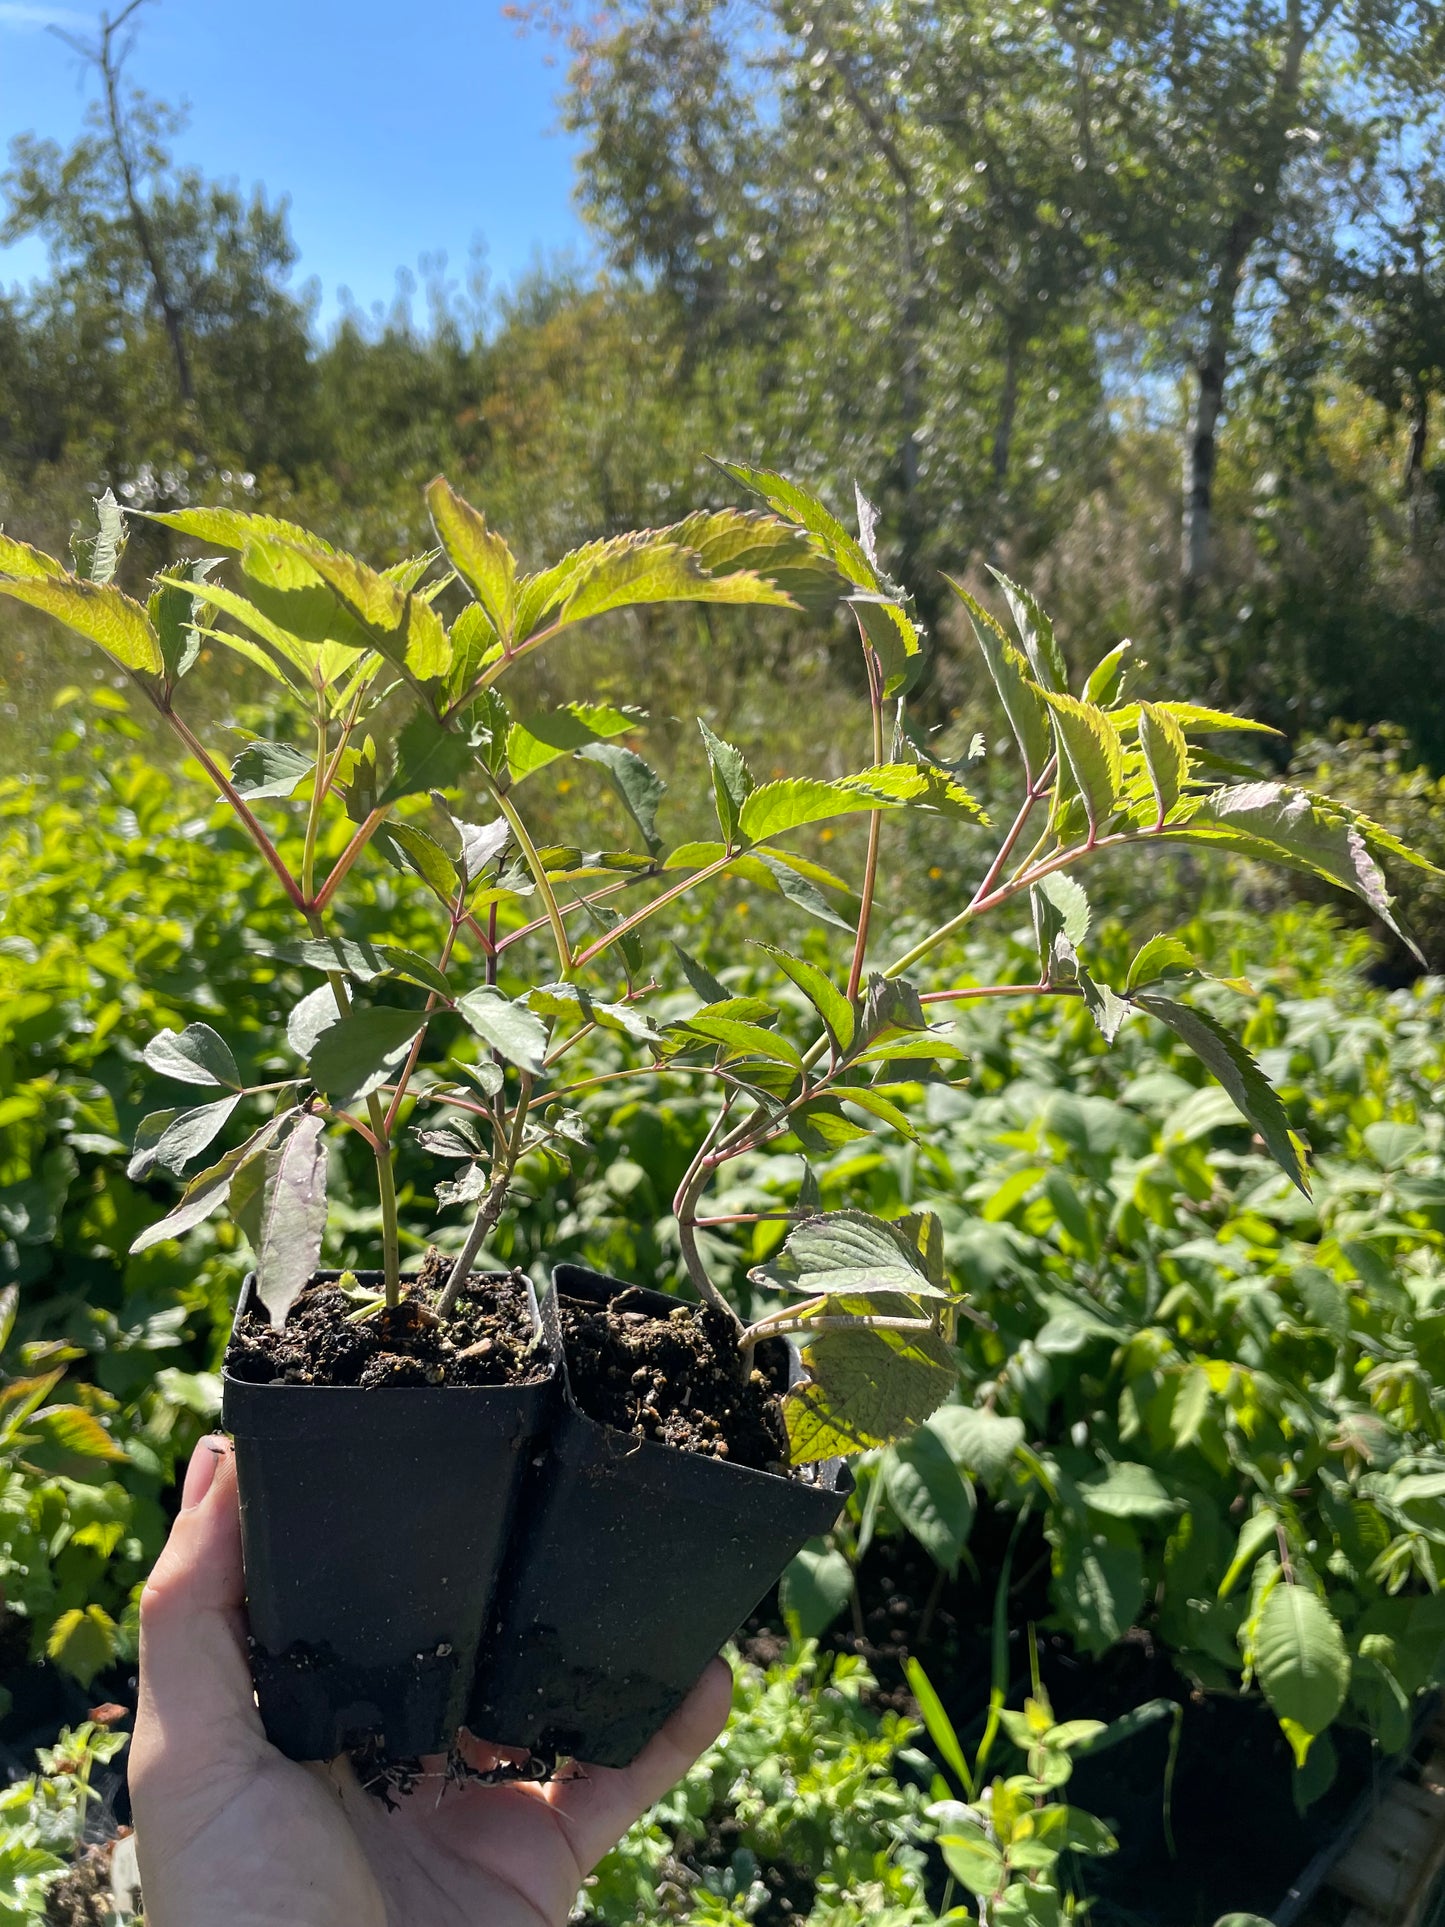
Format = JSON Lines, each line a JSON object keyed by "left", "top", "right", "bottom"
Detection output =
{"left": 469, "top": 1264, "right": 852, "bottom": 1768}
{"left": 221, "top": 1268, "right": 555, "bottom": 1763}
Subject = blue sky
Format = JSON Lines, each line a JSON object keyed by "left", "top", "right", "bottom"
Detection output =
{"left": 0, "top": 0, "right": 593, "bottom": 328}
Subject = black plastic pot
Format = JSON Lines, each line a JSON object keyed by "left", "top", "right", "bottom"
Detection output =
{"left": 221, "top": 1272, "right": 556, "bottom": 1763}
{"left": 467, "top": 1263, "right": 852, "bottom": 1767}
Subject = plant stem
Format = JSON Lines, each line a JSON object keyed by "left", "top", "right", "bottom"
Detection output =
{"left": 312, "top": 805, "right": 390, "bottom": 914}
{"left": 301, "top": 712, "right": 328, "bottom": 904}
{"left": 673, "top": 1107, "right": 745, "bottom": 1327}
{"left": 571, "top": 851, "right": 739, "bottom": 972}
{"left": 164, "top": 709, "right": 308, "bottom": 914}
{"left": 846, "top": 639, "right": 887, "bottom": 1003}
{"left": 481, "top": 773, "right": 573, "bottom": 974}
{"left": 438, "top": 1073, "right": 532, "bottom": 1315}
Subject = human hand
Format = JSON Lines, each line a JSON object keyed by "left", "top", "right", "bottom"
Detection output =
{"left": 129, "top": 1435, "right": 732, "bottom": 1927}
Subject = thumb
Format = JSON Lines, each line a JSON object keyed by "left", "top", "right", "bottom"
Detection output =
{"left": 132, "top": 1436, "right": 264, "bottom": 1780}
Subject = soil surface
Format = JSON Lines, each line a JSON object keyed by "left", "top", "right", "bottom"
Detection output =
{"left": 559, "top": 1286, "right": 791, "bottom": 1474}
{"left": 224, "top": 1258, "right": 550, "bottom": 1389}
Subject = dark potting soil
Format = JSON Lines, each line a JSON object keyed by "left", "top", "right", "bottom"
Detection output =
{"left": 223, "top": 1262, "right": 550, "bottom": 1389}
{"left": 558, "top": 1285, "right": 791, "bottom": 1474}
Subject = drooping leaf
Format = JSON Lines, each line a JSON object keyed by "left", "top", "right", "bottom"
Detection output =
{"left": 1134, "top": 993, "right": 1308, "bottom": 1194}
{"left": 129, "top": 1110, "right": 297, "bottom": 1252}
{"left": 46, "top": 1605, "right": 119, "bottom": 1688}
{"left": 785, "top": 1320, "right": 957, "bottom": 1461}
{"left": 127, "top": 1095, "right": 241, "bottom": 1178}
{"left": 673, "top": 943, "right": 730, "bottom": 1005}
{"left": 230, "top": 740, "right": 314, "bottom": 801}
{"left": 1042, "top": 691, "right": 1124, "bottom": 828}
{"left": 758, "top": 852, "right": 857, "bottom": 932}
{"left": 1138, "top": 701, "right": 1190, "bottom": 822}
{"left": 85, "top": 488, "right": 127, "bottom": 585}
{"left": 1219, "top": 1509, "right": 1279, "bottom": 1600}
{"left": 287, "top": 984, "right": 343, "bottom": 1060}
{"left": 254, "top": 1113, "right": 329, "bottom": 1331}
{"left": 149, "top": 555, "right": 221, "bottom": 684}
{"left": 276, "top": 541, "right": 450, "bottom": 681}
{"left": 309, "top": 1007, "right": 430, "bottom": 1107}
{"left": 883, "top": 1427, "right": 975, "bottom": 1570}
{"left": 989, "top": 567, "right": 1069, "bottom": 692}
{"left": 665, "top": 505, "right": 842, "bottom": 614}
{"left": 425, "top": 476, "right": 518, "bottom": 636}
{"left": 1079, "top": 968, "right": 1131, "bottom": 1044}
{"left": 699, "top": 718, "right": 754, "bottom": 843}
{"left": 455, "top": 987, "right": 548, "bottom": 1074}
{"left": 142, "top": 1023, "right": 241, "bottom": 1089}
{"left": 1254, "top": 1584, "right": 1350, "bottom": 1761}
{"left": 1037, "top": 871, "right": 1091, "bottom": 946}
{"left": 0, "top": 575, "right": 162, "bottom": 677}
{"left": 579, "top": 742, "right": 666, "bottom": 853}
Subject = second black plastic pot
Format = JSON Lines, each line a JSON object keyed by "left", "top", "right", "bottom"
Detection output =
{"left": 221, "top": 1273, "right": 557, "bottom": 1762}
{"left": 467, "top": 1263, "right": 852, "bottom": 1767}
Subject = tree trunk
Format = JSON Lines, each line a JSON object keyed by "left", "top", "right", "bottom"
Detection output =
{"left": 1179, "top": 0, "right": 1317, "bottom": 594}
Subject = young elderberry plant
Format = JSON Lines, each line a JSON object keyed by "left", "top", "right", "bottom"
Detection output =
{"left": 2, "top": 469, "right": 1438, "bottom": 1469}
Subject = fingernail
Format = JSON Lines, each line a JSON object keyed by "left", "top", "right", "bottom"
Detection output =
{"left": 181, "top": 1434, "right": 229, "bottom": 1510}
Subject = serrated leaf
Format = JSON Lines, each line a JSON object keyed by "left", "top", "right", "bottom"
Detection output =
{"left": 0, "top": 528, "right": 67, "bottom": 580}
{"left": 1042, "top": 691, "right": 1124, "bottom": 828}
{"left": 277, "top": 541, "right": 450, "bottom": 680}
{"left": 753, "top": 1209, "right": 944, "bottom": 1297}
{"left": 46, "top": 1605, "right": 118, "bottom": 1688}
{"left": 149, "top": 554, "right": 221, "bottom": 683}
{"left": 376, "top": 821, "right": 460, "bottom": 903}
{"left": 143, "top": 1023, "right": 240, "bottom": 1089}
{"left": 527, "top": 981, "right": 658, "bottom": 1042}
{"left": 989, "top": 567, "right": 1068, "bottom": 692}
{"left": 1083, "top": 637, "right": 1136, "bottom": 706}
{"left": 699, "top": 718, "right": 753, "bottom": 842}
{"left": 1113, "top": 701, "right": 1281, "bottom": 737}
{"left": 380, "top": 708, "right": 475, "bottom": 803}
{"left": 1138, "top": 701, "right": 1189, "bottom": 821}
{"left": 1254, "top": 1585, "right": 1350, "bottom": 1757}
{"left": 579, "top": 741, "right": 665, "bottom": 853}
{"left": 673, "top": 943, "right": 730, "bottom": 1004}
{"left": 751, "top": 942, "right": 854, "bottom": 1052}
{"left": 130, "top": 1110, "right": 297, "bottom": 1252}
{"left": 455, "top": 987, "right": 548, "bottom": 1073}
{"left": 287, "top": 984, "right": 343, "bottom": 1060}
{"left": 671, "top": 1013, "right": 802, "bottom": 1068}
{"left": 507, "top": 701, "right": 637, "bottom": 781}
{"left": 426, "top": 475, "right": 517, "bottom": 636}
{"left": 944, "top": 577, "right": 1057, "bottom": 784}
{"left": 1079, "top": 968, "right": 1130, "bottom": 1044}
{"left": 785, "top": 1320, "right": 956, "bottom": 1461}
{"left": 666, "top": 505, "right": 842, "bottom": 613}
{"left": 128, "top": 1095, "right": 241, "bottom": 1178}
{"left": 758, "top": 852, "right": 856, "bottom": 932}
{"left": 230, "top": 739, "right": 314, "bottom": 801}
{"left": 309, "top": 1007, "right": 429, "bottom": 1107}
{"left": 255, "top": 1113, "right": 328, "bottom": 1331}
{"left": 713, "top": 459, "right": 875, "bottom": 585}
{"left": 836, "top": 1081, "right": 922, "bottom": 1141}
{"left": 1037, "top": 871, "right": 1091, "bottom": 945}
{"left": 1125, "top": 935, "right": 1197, "bottom": 991}
{"left": 0, "top": 574, "right": 162, "bottom": 676}
{"left": 85, "top": 487, "right": 126, "bottom": 584}
{"left": 1134, "top": 994, "right": 1308, "bottom": 1194}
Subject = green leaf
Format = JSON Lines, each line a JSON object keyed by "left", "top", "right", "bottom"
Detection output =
{"left": 785, "top": 1320, "right": 956, "bottom": 1461}
{"left": 276, "top": 541, "right": 450, "bottom": 681}
{"left": 455, "top": 987, "right": 548, "bottom": 1074}
{"left": 671, "top": 1013, "right": 802, "bottom": 1068}
{"left": 1054, "top": 1523, "right": 1145, "bottom": 1653}
{"left": 425, "top": 475, "right": 518, "bottom": 636}
{"left": 527, "top": 982, "right": 658, "bottom": 1042}
{"left": 753, "top": 1209, "right": 946, "bottom": 1298}
{"left": 376, "top": 821, "right": 460, "bottom": 903}
{"left": 309, "top": 1007, "right": 429, "bottom": 1107}
{"left": 936, "top": 1822, "right": 1005, "bottom": 1897}
{"left": 129, "top": 1110, "right": 297, "bottom": 1252}
{"left": 128, "top": 1095, "right": 241, "bottom": 1178}
{"left": 1037, "top": 872, "right": 1091, "bottom": 946}
{"left": 1219, "top": 1509, "right": 1279, "bottom": 1600}
{"left": 143, "top": 1023, "right": 241, "bottom": 1089}
{"left": 0, "top": 574, "right": 162, "bottom": 677}
{"left": 699, "top": 718, "right": 754, "bottom": 842}
{"left": 1133, "top": 994, "right": 1309, "bottom": 1195}
{"left": 989, "top": 567, "right": 1068, "bottom": 692}
{"left": 287, "top": 985, "right": 339, "bottom": 1062}
{"left": 0, "top": 528, "right": 67, "bottom": 580}
{"left": 149, "top": 555, "right": 220, "bottom": 684}
{"left": 230, "top": 740, "right": 314, "bottom": 801}
{"left": 85, "top": 487, "right": 126, "bottom": 585}
{"left": 1138, "top": 701, "right": 1190, "bottom": 821}
{"left": 928, "top": 1406, "right": 1026, "bottom": 1487}
{"left": 46, "top": 1604, "right": 118, "bottom": 1688}
{"left": 1125, "top": 935, "right": 1197, "bottom": 991}
{"left": 906, "top": 1658, "right": 973, "bottom": 1794}
{"left": 1079, "top": 1462, "right": 1179, "bottom": 1520}
{"left": 673, "top": 943, "right": 730, "bottom": 1005}
{"left": 579, "top": 742, "right": 666, "bottom": 853}
{"left": 1169, "top": 782, "right": 1431, "bottom": 963}
{"left": 713, "top": 459, "right": 874, "bottom": 585}
{"left": 1114, "top": 702, "right": 1281, "bottom": 738}
{"left": 1041, "top": 691, "right": 1124, "bottom": 828}
{"left": 1254, "top": 1585, "right": 1351, "bottom": 1758}
{"left": 778, "top": 1541, "right": 854, "bottom": 1639}
{"left": 946, "top": 577, "right": 1053, "bottom": 785}
{"left": 1083, "top": 637, "right": 1136, "bottom": 707}
{"left": 507, "top": 701, "right": 637, "bottom": 781}
{"left": 381, "top": 708, "right": 475, "bottom": 804}
{"left": 142, "top": 504, "right": 326, "bottom": 551}
{"left": 254, "top": 1113, "right": 328, "bottom": 1331}
{"left": 751, "top": 942, "right": 854, "bottom": 1052}
{"left": 884, "top": 1426, "right": 975, "bottom": 1570}
{"left": 1079, "top": 968, "right": 1130, "bottom": 1044}
{"left": 758, "top": 852, "right": 857, "bottom": 932}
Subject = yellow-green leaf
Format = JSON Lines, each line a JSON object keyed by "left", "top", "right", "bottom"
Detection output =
{"left": 426, "top": 475, "right": 518, "bottom": 637}
{"left": 0, "top": 575, "right": 162, "bottom": 676}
